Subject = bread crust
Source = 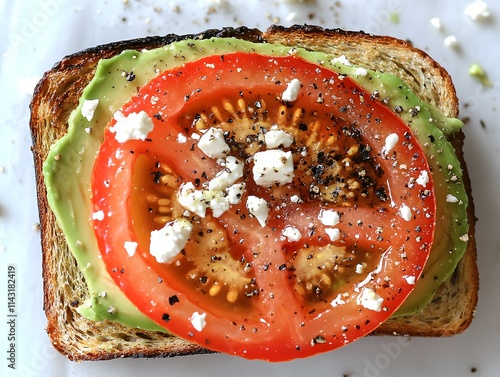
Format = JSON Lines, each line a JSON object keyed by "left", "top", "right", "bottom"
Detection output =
{"left": 29, "top": 25, "right": 477, "bottom": 361}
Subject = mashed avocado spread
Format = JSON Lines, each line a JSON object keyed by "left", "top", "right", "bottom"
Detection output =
{"left": 43, "top": 37, "right": 469, "bottom": 331}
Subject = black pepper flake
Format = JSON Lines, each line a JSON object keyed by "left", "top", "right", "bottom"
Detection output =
{"left": 125, "top": 71, "right": 135, "bottom": 81}
{"left": 70, "top": 300, "right": 79, "bottom": 307}
{"left": 311, "top": 335, "right": 326, "bottom": 346}
{"left": 162, "top": 313, "right": 171, "bottom": 322}
{"left": 278, "top": 264, "right": 287, "bottom": 271}
{"left": 169, "top": 295, "right": 179, "bottom": 305}
{"left": 150, "top": 171, "right": 162, "bottom": 183}
{"left": 299, "top": 123, "right": 308, "bottom": 131}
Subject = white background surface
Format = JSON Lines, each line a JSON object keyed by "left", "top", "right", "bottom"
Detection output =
{"left": 0, "top": 0, "right": 499, "bottom": 376}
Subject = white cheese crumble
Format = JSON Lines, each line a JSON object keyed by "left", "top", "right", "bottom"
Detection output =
{"left": 444, "top": 35, "right": 458, "bottom": 48}
{"left": 318, "top": 209, "right": 340, "bottom": 226}
{"left": 331, "top": 293, "right": 346, "bottom": 307}
{"left": 176, "top": 133, "right": 187, "bottom": 143}
{"left": 246, "top": 196, "right": 269, "bottom": 227}
{"left": 91, "top": 210, "right": 105, "bottom": 221}
{"left": 355, "top": 263, "right": 365, "bottom": 274}
{"left": 383, "top": 133, "right": 399, "bottom": 154}
{"left": 208, "top": 156, "right": 244, "bottom": 191}
{"left": 464, "top": 0, "right": 491, "bottom": 20}
{"left": 81, "top": 99, "right": 99, "bottom": 121}
{"left": 124, "top": 241, "right": 138, "bottom": 257}
{"left": 416, "top": 170, "right": 430, "bottom": 187}
{"left": 264, "top": 128, "right": 294, "bottom": 149}
{"left": 208, "top": 192, "right": 230, "bottom": 218}
{"left": 110, "top": 111, "right": 154, "bottom": 143}
{"left": 282, "top": 226, "right": 302, "bottom": 242}
{"left": 430, "top": 17, "right": 442, "bottom": 29}
{"left": 197, "top": 127, "right": 230, "bottom": 158}
{"left": 177, "top": 157, "right": 246, "bottom": 219}
{"left": 149, "top": 218, "right": 193, "bottom": 264}
{"left": 325, "top": 228, "right": 340, "bottom": 242}
{"left": 190, "top": 312, "right": 207, "bottom": 332}
{"left": 399, "top": 204, "right": 413, "bottom": 221}
{"left": 404, "top": 275, "right": 416, "bottom": 285}
{"left": 331, "top": 55, "right": 351, "bottom": 66}
{"left": 226, "top": 183, "right": 246, "bottom": 205}
{"left": 290, "top": 194, "right": 302, "bottom": 203}
{"left": 446, "top": 194, "right": 460, "bottom": 203}
{"left": 177, "top": 182, "right": 208, "bottom": 218}
{"left": 357, "top": 287, "right": 384, "bottom": 312}
{"left": 252, "top": 150, "right": 294, "bottom": 186}
{"left": 354, "top": 67, "right": 368, "bottom": 76}
{"left": 281, "top": 78, "right": 301, "bottom": 102}
{"left": 459, "top": 234, "right": 469, "bottom": 242}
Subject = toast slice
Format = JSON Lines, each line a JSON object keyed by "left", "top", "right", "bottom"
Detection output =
{"left": 29, "top": 25, "right": 478, "bottom": 361}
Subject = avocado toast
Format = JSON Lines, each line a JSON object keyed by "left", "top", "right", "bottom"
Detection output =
{"left": 30, "top": 25, "right": 477, "bottom": 361}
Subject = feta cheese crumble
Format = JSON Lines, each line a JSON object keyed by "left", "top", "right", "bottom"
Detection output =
{"left": 246, "top": 196, "right": 269, "bottom": 227}
{"left": 325, "top": 228, "right": 340, "bottom": 242}
{"left": 226, "top": 183, "right": 246, "bottom": 205}
{"left": 404, "top": 275, "right": 416, "bottom": 285}
{"left": 383, "top": 133, "right": 399, "bottom": 154}
{"left": 464, "top": 0, "right": 491, "bottom": 20}
{"left": 354, "top": 67, "right": 368, "bottom": 76}
{"left": 124, "top": 241, "right": 138, "bottom": 257}
{"left": 416, "top": 170, "right": 430, "bottom": 187}
{"left": 91, "top": 210, "right": 105, "bottom": 221}
{"left": 399, "top": 204, "right": 413, "bottom": 221}
{"left": 281, "top": 78, "right": 301, "bottom": 102}
{"left": 150, "top": 218, "right": 193, "bottom": 264}
{"left": 176, "top": 133, "right": 187, "bottom": 143}
{"left": 331, "top": 55, "right": 351, "bottom": 66}
{"left": 252, "top": 150, "right": 294, "bottom": 186}
{"left": 81, "top": 99, "right": 99, "bottom": 121}
{"left": 444, "top": 35, "right": 458, "bottom": 48}
{"left": 264, "top": 128, "right": 294, "bottom": 149}
{"left": 208, "top": 156, "right": 244, "bottom": 191}
{"left": 430, "top": 17, "right": 442, "bottom": 29}
{"left": 177, "top": 182, "right": 208, "bottom": 218}
{"left": 110, "top": 111, "right": 154, "bottom": 143}
{"left": 190, "top": 312, "right": 207, "bottom": 332}
{"left": 197, "top": 127, "right": 230, "bottom": 158}
{"left": 357, "top": 287, "right": 384, "bottom": 312}
{"left": 282, "top": 226, "right": 302, "bottom": 242}
{"left": 446, "top": 194, "right": 460, "bottom": 203}
{"left": 318, "top": 209, "right": 340, "bottom": 226}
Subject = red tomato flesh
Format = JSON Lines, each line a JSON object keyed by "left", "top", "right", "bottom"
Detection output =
{"left": 92, "top": 53, "right": 435, "bottom": 361}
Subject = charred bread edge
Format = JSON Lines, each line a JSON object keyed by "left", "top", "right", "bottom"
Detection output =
{"left": 29, "top": 25, "right": 477, "bottom": 361}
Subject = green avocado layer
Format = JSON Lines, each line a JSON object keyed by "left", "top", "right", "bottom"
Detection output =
{"left": 43, "top": 37, "right": 469, "bottom": 331}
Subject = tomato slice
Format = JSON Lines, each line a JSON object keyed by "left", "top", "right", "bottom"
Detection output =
{"left": 92, "top": 53, "right": 435, "bottom": 361}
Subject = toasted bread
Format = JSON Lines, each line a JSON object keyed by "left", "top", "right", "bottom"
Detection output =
{"left": 29, "top": 25, "right": 478, "bottom": 361}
